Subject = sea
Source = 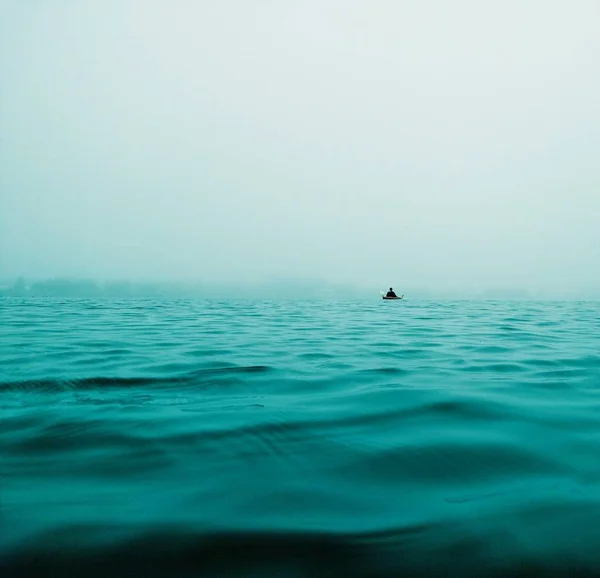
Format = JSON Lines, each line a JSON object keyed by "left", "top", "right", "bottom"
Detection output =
{"left": 2, "top": 297, "right": 600, "bottom": 577}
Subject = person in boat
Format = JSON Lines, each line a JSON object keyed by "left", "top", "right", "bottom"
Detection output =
{"left": 386, "top": 288, "right": 398, "bottom": 298}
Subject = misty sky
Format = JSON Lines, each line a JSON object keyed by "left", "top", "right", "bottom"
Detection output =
{"left": 1, "top": 0, "right": 599, "bottom": 293}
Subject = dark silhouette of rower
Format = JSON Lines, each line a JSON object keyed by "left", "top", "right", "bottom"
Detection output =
{"left": 386, "top": 288, "right": 398, "bottom": 298}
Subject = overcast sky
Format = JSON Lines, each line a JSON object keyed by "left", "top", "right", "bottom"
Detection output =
{"left": 1, "top": 0, "right": 599, "bottom": 294}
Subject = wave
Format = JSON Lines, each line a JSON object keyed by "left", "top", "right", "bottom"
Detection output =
{"left": 0, "top": 365, "right": 273, "bottom": 392}
{"left": 4, "top": 519, "right": 600, "bottom": 578}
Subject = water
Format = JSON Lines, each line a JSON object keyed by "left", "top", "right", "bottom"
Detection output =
{"left": 2, "top": 298, "right": 600, "bottom": 577}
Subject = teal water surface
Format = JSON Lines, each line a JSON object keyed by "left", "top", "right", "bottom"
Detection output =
{"left": 2, "top": 298, "right": 600, "bottom": 577}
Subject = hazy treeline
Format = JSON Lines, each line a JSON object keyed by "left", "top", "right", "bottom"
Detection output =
{"left": 2, "top": 277, "right": 599, "bottom": 300}
{"left": 0, "top": 277, "right": 371, "bottom": 300}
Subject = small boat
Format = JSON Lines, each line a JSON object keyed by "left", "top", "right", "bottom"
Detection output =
{"left": 381, "top": 291, "right": 404, "bottom": 300}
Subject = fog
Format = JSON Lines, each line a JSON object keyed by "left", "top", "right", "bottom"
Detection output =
{"left": 1, "top": 0, "right": 599, "bottom": 297}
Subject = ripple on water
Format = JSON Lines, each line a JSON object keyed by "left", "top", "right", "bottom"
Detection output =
{"left": 1, "top": 298, "right": 600, "bottom": 576}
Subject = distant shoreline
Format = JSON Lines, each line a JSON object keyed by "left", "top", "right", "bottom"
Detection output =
{"left": 1, "top": 278, "right": 599, "bottom": 301}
